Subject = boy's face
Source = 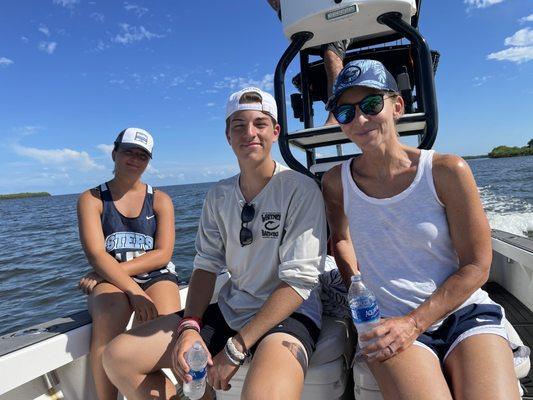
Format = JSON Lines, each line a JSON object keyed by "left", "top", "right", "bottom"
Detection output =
{"left": 226, "top": 109, "right": 280, "bottom": 163}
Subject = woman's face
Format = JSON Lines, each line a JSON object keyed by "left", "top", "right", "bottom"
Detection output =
{"left": 336, "top": 86, "right": 403, "bottom": 152}
{"left": 113, "top": 146, "right": 150, "bottom": 176}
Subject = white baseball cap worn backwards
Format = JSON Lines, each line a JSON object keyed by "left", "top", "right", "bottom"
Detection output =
{"left": 225, "top": 87, "right": 278, "bottom": 122}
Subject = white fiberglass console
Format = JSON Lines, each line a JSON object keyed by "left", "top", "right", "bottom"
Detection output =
{"left": 281, "top": 0, "right": 417, "bottom": 49}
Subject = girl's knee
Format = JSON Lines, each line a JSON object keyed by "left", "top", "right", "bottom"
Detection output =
{"left": 91, "top": 294, "right": 131, "bottom": 323}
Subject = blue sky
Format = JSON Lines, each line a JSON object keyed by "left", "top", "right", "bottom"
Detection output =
{"left": 0, "top": 0, "right": 532, "bottom": 195}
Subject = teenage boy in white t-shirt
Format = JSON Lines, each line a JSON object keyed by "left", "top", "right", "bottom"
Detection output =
{"left": 102, "top": 87, "right": 327, "bottom": 400}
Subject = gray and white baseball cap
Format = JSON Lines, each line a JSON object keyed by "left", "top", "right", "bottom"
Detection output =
{"left": 114, "top": 127, "right": 154, "bottom": 158}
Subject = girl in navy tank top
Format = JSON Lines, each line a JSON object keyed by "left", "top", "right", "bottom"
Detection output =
{"left": 322, "top": 61, "right": 519, "bottom": 399}
{"left": 77, "top": 128, "right": 181, "bottom": 400}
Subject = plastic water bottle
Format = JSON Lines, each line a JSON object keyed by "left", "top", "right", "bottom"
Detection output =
{"left": 348, "top": 273, "right": 381, "bottom": 350}
{"left": 182, "top": 341, "right": 208, "bottom": 400}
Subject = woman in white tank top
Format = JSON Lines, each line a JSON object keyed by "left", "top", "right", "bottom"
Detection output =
{"left": 322, "top": 60, "right": 519, "bottom": 399}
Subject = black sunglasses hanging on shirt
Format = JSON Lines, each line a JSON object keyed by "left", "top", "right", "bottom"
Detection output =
{"left": 239, "top": 203, "right": 255, "bottom": 247}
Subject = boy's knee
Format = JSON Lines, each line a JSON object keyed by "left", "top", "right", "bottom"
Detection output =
{"left": 102, "top": 335, "right": 133, "bottom": 379}
{"left": 242, "top": 387, "right": 284, "bottom": 400}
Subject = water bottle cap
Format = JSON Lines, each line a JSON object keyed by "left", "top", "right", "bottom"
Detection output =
{"left": 193, "top": 341, "right": 202, "bottom": 350}
{"left": 351, "top": 273, "right": 362, "bottom": 282}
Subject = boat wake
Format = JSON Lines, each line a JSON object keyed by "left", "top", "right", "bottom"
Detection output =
{"left": 479, "top": 186, "right": 533, "bottom": 238}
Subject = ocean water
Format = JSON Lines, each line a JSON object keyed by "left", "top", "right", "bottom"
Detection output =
{"left": 0, "top": 157, "right": 532, "bottom": 336}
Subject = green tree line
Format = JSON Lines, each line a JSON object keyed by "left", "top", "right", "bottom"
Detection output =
{"left": 0, "top": 192, "right": 51, "bottom": 200}
{"left": 488, "top": 138, "right": 533, "bottom": 158}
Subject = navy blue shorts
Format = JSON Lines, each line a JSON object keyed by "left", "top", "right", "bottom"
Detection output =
{"left": 177, "top": 303, "right": 320, "bottom": 361}
{"left": 414, "top": 303, "right": 508, "bottom": 361}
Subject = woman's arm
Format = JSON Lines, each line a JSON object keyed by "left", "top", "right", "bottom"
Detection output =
{"left": 408, "top": 154, "right": 492, "bottom": 331}
{"left": 77, "top": 189, "right": 140, "bottom": 294}
{"left": 322, "top": 164, "right": 359, "bottom": 287}
{"left": 363, "top": 154, "right": 492, "bottom": 360}
{"left": 119, "top": 190, "right": 176, "bottom": 276}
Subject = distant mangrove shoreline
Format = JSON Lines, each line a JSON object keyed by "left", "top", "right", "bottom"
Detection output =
{"left": 488, "top": 145, "right": 533, "bottom": 159}
{"left": 0, "top": 192, "right": 51, "bottom": 200}
{"left": 465, "top": 139, "right": 533, "bottom": 159}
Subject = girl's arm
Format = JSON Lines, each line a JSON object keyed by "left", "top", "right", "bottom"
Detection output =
{"left": 77, "top": 189, "right": 141, "bottom": 294}
{"left": 119, "top": 189, "right": 175, "bottom": 276}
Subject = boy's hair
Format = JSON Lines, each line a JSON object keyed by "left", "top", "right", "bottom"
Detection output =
{"left": 225, "top": 92, "right": 277, "bottom": 133}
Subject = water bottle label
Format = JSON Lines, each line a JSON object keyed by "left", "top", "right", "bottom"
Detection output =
{"left": 353, "top": 303, "right": 379, "bottom": 323}
{"left": 189, "top": 366, "right": 206, "bottom": 380}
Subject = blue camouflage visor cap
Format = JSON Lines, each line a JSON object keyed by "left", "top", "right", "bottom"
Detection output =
{"left": 325, "top": 59, "right": 399, "bottom": 111}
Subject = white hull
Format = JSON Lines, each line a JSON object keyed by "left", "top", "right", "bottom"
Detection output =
{"left": 1, "top": 232, "right": 532, "bottom": 400}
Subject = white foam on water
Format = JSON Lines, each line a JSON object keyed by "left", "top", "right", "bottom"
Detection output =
{"left": 486, "top": 211, "right": 533, "bottom": 238}
{"left": 478, "top": 186, "right": 533, "bottom": 238}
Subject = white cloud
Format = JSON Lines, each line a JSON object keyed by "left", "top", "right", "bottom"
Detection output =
{"left": 113, "top": 23, "right": 164, "bottom": 45}
{"left": 504, "top": 28, "right": 533, "bottom": 46}
{"left": 53, "top": 0, "right": 79, "bottom": 8}
{"left": 12, "top": 144, "right": 104, "bottom": 171}
{"left": 214, "top": 73, "right": 275, "bottom": 92}
{"left": 473, "top": 75, "right": 493, "bottom": 87}
{"left": 38, "top": 24, "right": 51, "bottom": 37}
{"left": 13, "top": 126, "right": 43, "bottom": 136}
{"left": 90, "top": 12, "right": 105, "bottom": 23}
{"left": 488, "top": 28, "right": 533, "bottom": 64}
{"left": 97, "top": 144, "right": 114, "bottom": 155}
{"left": 124, "top": 2, "right": 148, "bottom": 17}
{"left": 519, "top": 14, "right": 533, "bottom": 23}
{"left": 21, "top": 36, "right": 29, "bottom": 43}
{"left": 95, "top": 40, "right": 109, "bottom": 52}
{"left": 38, "top": 41, "right": 57, "bottom": 54}
{"left": 0, "top": 57, "right": 14, "bottom": 67}
{"left": 487, "top": 46, "right": 533, "bottom": 63}
{"left": 206, "top": 102, "right": 215, "bottom": 107}
{"left": 464, "top": 0, "right": 504, "bottom": 9}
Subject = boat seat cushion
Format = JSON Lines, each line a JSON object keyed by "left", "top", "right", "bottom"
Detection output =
{"left": 310, "top": 315, "right": 355, "bottom": 366}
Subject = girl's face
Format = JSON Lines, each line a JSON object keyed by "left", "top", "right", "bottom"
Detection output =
{"left": 336, "top": 86, "right": 404, "bottom": 152}
{"left": 113, "top": 146, "right": 150, "bottom": 176}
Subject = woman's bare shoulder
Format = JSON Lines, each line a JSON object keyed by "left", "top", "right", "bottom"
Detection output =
{"left": 432, "top": 153, "right": 477, "bottom": 204}
{"left": 432, "top": 153, "right": 472, "bottom": 180}
{"left": 321, "top": 163, "right": 344, "bottom": 205}
{"left": 322, "top": 164, "right": 343, "bottom": 188}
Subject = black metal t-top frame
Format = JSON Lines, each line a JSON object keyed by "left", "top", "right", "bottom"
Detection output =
{"left": 274, "top": 12, "right": 439, "bottom": 182}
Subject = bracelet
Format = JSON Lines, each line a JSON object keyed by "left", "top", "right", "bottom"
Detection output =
{"left": 177, "top": 318, "right": 201, "bottom": 337}
{"left": 181, "top": 316, "right": 203, "bottom": 329}
{"left": 177, "top": 324, "right": 200, "bottom": 338}
{"left": 225, "top": 337, "right": 248, "bottom": 363}
{"left": 223, "top": 345, "right": 241, "bottom": 366}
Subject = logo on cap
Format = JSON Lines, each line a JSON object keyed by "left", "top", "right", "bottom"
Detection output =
{"left": 341, "top": 65, "right": 361, "bottom": 86}
{"left": 135, "top": 132, "right": 148, "bottom": 145}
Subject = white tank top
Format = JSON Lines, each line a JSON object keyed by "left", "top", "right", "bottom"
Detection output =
{"left": 341, "top": 150, "right": 489, "bottom": 330}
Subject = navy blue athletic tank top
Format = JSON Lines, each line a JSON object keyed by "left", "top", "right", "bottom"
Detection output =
{"left": 99, "top": 182, "right": 176, "bottom": 283}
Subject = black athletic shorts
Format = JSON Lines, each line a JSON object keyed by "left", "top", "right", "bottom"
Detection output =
{"left": 177, "top": 303, "right": 320, "bottom": 360}
{"left": 137, "top": 272, "right": 179, "bottom": 291}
